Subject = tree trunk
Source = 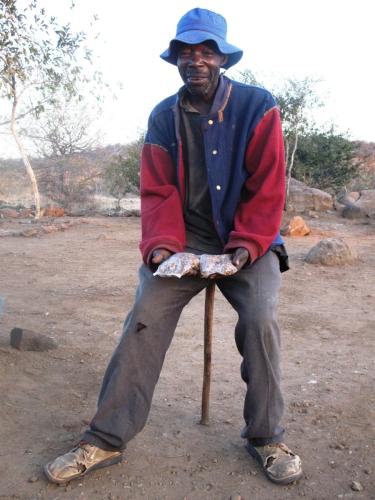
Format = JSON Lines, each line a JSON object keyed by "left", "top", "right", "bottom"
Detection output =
{"left": 10, "top": 91, "right": 41, "bottom": 219}
{"left": 284, "top": 136, "right": 290, "bottom": 170}
{"left": 285, "top": 130, "right": 299, "bottom": 211}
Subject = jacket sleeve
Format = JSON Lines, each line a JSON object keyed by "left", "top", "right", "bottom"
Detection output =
{"left": 139, "top": 141, "right": 186, "bottom": 265}
{"left": 224, "top": 106, "right": 285, "bottom": 263}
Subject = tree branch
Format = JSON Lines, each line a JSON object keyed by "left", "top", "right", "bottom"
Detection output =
{"left": 0, "top": 98, "right": 50, "bottom": 127}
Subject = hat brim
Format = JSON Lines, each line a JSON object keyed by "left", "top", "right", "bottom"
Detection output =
{"left": 160, "top": 31, "right": 243, "bottom": 70}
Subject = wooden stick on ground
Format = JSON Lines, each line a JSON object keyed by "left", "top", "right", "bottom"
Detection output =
{"left": 200, "top": 281, "right": 215, "bottom": 425}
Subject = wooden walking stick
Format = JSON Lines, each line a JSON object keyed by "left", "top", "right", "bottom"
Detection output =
{"left": 200, "top": 281, "right": 215, "bottom": 425}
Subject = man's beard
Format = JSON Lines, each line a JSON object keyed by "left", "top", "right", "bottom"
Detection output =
{"left": 185, "top": 72, "right": 220, "bottom": 98}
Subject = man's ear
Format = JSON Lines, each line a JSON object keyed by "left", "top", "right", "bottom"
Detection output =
{"left": 221, "top": 55, "right": 228, "bottom": 67}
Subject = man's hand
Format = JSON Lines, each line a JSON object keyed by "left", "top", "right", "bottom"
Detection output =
{"left": 151, "top": 248, "right": 173, "bottom": 266}
{"left": 231, "top": 247, "right": 250, "bottom": 270}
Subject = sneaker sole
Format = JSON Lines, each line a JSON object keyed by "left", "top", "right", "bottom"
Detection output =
{"left": 246, "top": 442, "right": 303, "bottom": 485}
{"left": 44, "top": 454, "right": 123, "bottom": 484}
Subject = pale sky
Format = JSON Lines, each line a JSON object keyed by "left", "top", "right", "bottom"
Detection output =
{"left": 1, "top": 0, "right": 374, "bottom": 157}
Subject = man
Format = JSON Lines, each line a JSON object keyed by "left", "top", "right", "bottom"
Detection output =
{"left": 45, "top": 8, "right": 302, "bottom": 486}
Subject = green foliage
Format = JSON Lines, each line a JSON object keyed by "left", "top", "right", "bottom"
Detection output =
{"left": 294, "top": 129, "right": 361, "bottom": 193}
{"left": 232, "top": 69, "right": 362, "bottom": 195}
{"left": 233, "top": 70, "right": 324, "bottom": 206}
{"left": 105, "top": 134, "right": 144, "bottom": 207}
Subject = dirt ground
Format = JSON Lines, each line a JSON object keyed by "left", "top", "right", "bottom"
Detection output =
{"left": 0, "top": 213, "right": 374, "bottom": 500}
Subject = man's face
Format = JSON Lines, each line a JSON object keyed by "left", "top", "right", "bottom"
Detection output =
{"left": 176, "top": 42, "right": 227, "bottom": 99}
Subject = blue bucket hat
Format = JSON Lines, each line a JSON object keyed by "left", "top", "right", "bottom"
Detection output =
{"left": 160, "top": 8, "right": 243, "bottom": 70}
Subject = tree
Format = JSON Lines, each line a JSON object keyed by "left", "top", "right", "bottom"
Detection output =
{"left": 274, "top": 78, "right": 321, "bottom": 207}
{"left": 293, "top": 128, "right": 361, "bottom": 193}
{"left": 233, "top": 70, "right": 321, "bottom": 207}
{"left": 37, "top": 155, "right": 102, "bottom": 211}
{"left": 235, "top": 69, "right": 260, "bottom": 86}
{"left": 24, "top": 99, "right": 101, "bottom": 158}
{"left": 104, "top": 134, "right": 144, "bottom": 210}
{"left": 0, "top": 0, "right": 99, "bottom": 217}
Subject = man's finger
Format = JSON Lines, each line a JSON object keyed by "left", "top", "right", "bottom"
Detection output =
{"left": 151, "top": 250, "right": 162, "bottom": 263}
{"left": 151, "top": 249, "right": 172, "bottom": 264}
{"left": 232, "top": 248, "right": 250, "bottom": 270}
{"left": 151, "top": 254, "right": 162, "bottom": 264}
{"left": 187, "top": 268, "right": 199, "bottom": 276}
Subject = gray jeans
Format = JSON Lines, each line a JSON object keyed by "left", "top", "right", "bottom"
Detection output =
{"left": 83, "top": 250, "right": 284, "bottom": 450}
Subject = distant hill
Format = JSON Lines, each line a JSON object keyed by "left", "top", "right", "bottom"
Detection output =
{"left": 0, "top": 140, "right": 374, "bottom": 209}
{"left": 0, "top": 144, "right": 126, "bottom": 207}
{"left": 355, "top": 141, "right": 375, "bottom": 172}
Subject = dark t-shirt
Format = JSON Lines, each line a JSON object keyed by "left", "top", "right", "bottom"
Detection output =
{"left": 179, "top": 95, "right": 223, "bottom": 254}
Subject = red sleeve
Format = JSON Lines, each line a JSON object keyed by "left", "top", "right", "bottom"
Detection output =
{"left": 139, "top": 143, "right": 185, "bottom": 264}
{"left": 224, "top": 107, "right": 285, "bottom": 262}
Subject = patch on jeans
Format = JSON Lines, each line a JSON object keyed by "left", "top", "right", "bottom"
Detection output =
{"left": 135, "top": 322, "right": 146, "bottom": 332}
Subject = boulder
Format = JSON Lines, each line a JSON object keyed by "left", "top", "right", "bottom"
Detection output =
{"left": 281, "top": 216, "right": 311, "bottom": 236}
{"left": 41, "top": 206, "right": 65, "bottom": 217}
{"left": 337, "top": 191, "right": 360, "bottom": 205}
{"left": 124, "top": 208, "right": 141, "bottom": 217}
{"left": 339, "top": 189, "right": 375, "bottom": 219}
{"left": 305, "top": 238, "right": 357, "bottom": 266}
{"left": 10, "top": 328, "right": 58, "bottom": 351}
{"left": 287, "top": 178, "right": 333, "bottom": 212}
{"left": 341, "top": 204, "right": 367, "bottom": 219}
{"left": 355, "top": 189, "right": 375, "bottom": 218}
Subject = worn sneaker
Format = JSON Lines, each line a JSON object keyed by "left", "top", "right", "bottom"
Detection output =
{"left": 44, "top": 442, "right": 123, "bottom": 484}
{"left": 246, "top": 442, "right": 302, "bottom": 484}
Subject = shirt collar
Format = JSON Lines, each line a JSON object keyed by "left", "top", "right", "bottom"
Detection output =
{"left": 178, "top": 88, "right": 199, "bottom": 113}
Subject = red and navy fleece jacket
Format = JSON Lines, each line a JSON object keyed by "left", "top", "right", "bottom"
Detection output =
{"left": 140, "top": 75, "right": 285, "bottom": 265}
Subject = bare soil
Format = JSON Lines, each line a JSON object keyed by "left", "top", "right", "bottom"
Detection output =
{"left": 0, "top": 214, "right": 374, "bottom": 500}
